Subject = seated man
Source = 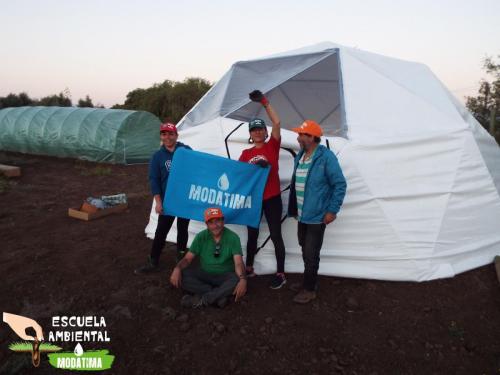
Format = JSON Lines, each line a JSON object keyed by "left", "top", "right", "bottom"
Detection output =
{"left": 169, "top": 207, "right": 247, "bottom": 308}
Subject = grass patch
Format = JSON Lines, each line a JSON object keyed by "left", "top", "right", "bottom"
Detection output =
{"left": 448, "top": 321, "right": 465, "bottom": 339}
{"left": 74, "top": 160, "right": 113, "bottom": 176}
{"left": 0, "top": 175, "right": 10, "bottom": 193}
{"left": 9, "top": 341, "right": 62, "bottom": 352}
{"left": 80, "top": 166, "right": 112, "bottom": 176}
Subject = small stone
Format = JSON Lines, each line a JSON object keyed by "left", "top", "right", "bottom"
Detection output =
{"left": 279, "top": 320, "right": 286, "bottom": 326}
{"left": 153, "top": 345, "right": 167, "bottom": 354}
{"left": 214, "top": 322, "right": 225, "bottom": 333}
{"left": 229, "top": 359, "right": 238, "bottom": 371}
{"left": 240, "top": 327, "right": 247, "bottom": 335}
{"left": 259, "top": 326, "right": 266, "bottom": 333}
{"left": 110, "top": 305, "right": 132, "bottom": 319}
{"left": 346, "top": 297, "right": 359, "bottom": 309}
{"left": 423, "top": 307, "right": 432, "bottom": 313}
{"left": 388, "top": 339, "right": 398, "bottom": 349}
{"left": 176, "top": 313, "right": 189, "bottom": 322}
{"left": 464, "top": 341, "right": 477, "bottom": 352}
{"left": 258, "top": 346, "right": 269, "bottom": 352}
{"left": 179, "top": 322, "right": 190, "bottom": 332}
{"left": 338, "top": 358, "right": 350, "bottom": 366}
{"left": 330, "top": 354, "right": 338, "bottom": 362}
{"left": 162, "top": 307, "right": 177, "bottom": 320}
{"left": 265, "top": 317, "right": 273, "bottom": 324}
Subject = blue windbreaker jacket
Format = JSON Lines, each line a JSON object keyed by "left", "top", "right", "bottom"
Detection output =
{"left": 288, "top": 145, "right": 347, "bottom": 224}
{"left": 149, "top": 142, "right": 192, "bottom": 200}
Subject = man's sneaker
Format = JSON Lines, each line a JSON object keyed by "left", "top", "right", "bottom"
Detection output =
{"left": 181, "top": 294, "right": 207, "bottom": 309}
{"left": 293, "top": 289, "right": 317, "bottom": 304}
{"left": 245, "top": 266, "right": 257, "bottom": 278}
{"left": 191, "top": 295, "right": 207, "bottom": 309}
{"left": 134, "top": 257, "right": 159, "bottom": 275}
{"left": 269, "top": 273, "right": 287, "bottom": 289}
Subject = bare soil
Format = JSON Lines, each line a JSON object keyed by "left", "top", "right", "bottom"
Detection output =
{"left": 0, "top": 151, "right": 499, "bottom": 375}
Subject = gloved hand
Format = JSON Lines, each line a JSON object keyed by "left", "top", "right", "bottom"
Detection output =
{"left": 249, "top": 90, "right": 269, "bottom": 106}
{"left": 255, "top": 159, "right": 269, "bottom": 168}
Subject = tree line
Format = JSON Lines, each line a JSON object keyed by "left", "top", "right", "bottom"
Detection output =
{"left": 466, "top": 55, "right": 499, "bottom": 144}
{"left": 1, "top": 61, "right": 498, "bottom": 142}
{"left": 0, "top": 90, "right": 99, "bottom": 109}
{"left": 0, "top": 77, "right": 212, "bottom": 124}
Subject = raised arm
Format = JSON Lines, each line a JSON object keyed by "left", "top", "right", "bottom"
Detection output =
{"left": 249, "top": 90, "right": 281, "bottom": 140}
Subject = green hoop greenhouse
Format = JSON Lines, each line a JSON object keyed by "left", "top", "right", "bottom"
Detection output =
{"left": 0, "top": 106, "right": 162, "bottom": 164}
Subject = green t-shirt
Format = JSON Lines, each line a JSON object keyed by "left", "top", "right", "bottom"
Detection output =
{"left": 189, "top": 227, "right": 242, "bottom": 274}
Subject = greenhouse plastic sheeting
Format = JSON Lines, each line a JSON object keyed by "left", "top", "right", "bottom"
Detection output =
{"left": 0, "top": 106, "right": 161, "bottom": 164}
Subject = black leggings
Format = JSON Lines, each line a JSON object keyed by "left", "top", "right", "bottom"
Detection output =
{"left": 150, "top": 214, "right": 190, "bottom": 262}
{"left": 245, "top": 194, "right": 286, "bottom": 273}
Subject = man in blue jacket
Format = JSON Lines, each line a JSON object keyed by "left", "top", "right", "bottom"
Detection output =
{"left": 288, "top": 120, "right": 347, "bottom": 304}
{"left": 135, "top": 122, "right": 192, "bottom": 274}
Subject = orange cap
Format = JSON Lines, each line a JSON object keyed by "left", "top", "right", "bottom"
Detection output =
{"left": 291, "top": 120, "right": 323, "bottom": 137}
{"left": 204, "top": 207, "right": 224, "bottom": 222}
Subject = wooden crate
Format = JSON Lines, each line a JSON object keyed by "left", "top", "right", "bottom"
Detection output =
{"left": 68, "top": 203, "right": 128, "bottom": 221}
{"left": 0, "top": 164, "right": 21, "bottom": 177}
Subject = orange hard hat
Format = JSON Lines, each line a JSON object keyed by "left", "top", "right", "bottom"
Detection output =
{"left": 291, "top": 120, "right": 323, "bottom": 137}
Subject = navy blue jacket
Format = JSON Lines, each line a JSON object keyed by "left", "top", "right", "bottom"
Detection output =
{"left": 149, "top": 142, "right": 192, "bottom": 200}
{"left": 288, "top": 145, "right": 347, "bottom": 224}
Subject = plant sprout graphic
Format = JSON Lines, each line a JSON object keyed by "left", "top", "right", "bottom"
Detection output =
{"left": 9, "top": 341, "right": 62, "bottom": 367}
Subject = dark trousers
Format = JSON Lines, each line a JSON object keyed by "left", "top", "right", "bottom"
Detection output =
{"left": 181, "top": 267, "right": 239, "bottom": 304}
{"left": 246, "top": 194, "right": 286, "bottom": 273}
{"left": 298, "top": 222, "right": 326, "bottom": 291}
{"left": 150, "top": 214, "right": 190, "bottom": 263}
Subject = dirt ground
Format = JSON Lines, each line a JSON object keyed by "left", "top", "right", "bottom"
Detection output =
{"left": 0, "top": 151, "right": 499, "bottom": 375}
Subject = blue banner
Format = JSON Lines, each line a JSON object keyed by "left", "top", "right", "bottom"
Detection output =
{"left": 163, "top": 148, "right": 269, "bottom": 228}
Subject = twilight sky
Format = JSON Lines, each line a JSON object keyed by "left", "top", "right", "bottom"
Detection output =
{"left": 1, "top": 0, "right": 499, "bottom": 107}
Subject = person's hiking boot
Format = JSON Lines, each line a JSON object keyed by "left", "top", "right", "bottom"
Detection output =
{"left": 215, "top": 296, "right": 229, "bottom": 309}
{"left": 134, "top": 257, "right": 159, "bottom": 275}
{"left": 269, "top": 273, "right": 287, "bottom": 289}
{"left": 293, "top": 289, "right": 317, "bottom": 304}
{"left": 181, "top": 294, "right": 207, "bottom": 309}
{"left": 245, "top": 266, "right": 257, "bottom": 278}
{"left": 176, "top": 250, "right": 186, "bottom": 263}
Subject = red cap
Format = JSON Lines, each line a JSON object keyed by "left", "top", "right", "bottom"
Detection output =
{"left": 204, "top": 207, "right": 224, "bottom": 222}
{"left": 160, "top": 122, "right": 177, "bottom": 133}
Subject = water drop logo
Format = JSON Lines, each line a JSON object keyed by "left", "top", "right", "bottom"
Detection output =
{"left": 74, "top": 343, "right": 83, "bottom": 357}
{"left": 217, "top": 173, "right": 230, "bottom": 191}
